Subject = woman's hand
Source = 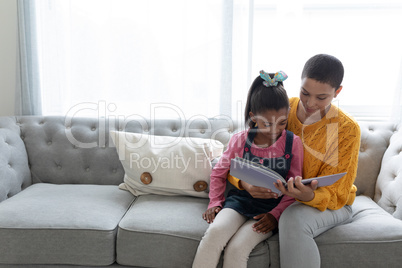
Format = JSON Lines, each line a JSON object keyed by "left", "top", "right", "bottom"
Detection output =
{"left": 202, "top": 206, "right": 222, "bottom": 224}
{"left": 252, "top": 213, "right": 278, "bottom": 234}
{"left": 241, "top": 180, "right": 279, "bottom": 199}
{"left": 274, "top": 176, "right": 318, "bottom": 202}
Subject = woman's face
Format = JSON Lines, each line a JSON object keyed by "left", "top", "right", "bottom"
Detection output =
{"left": 299, "top": 77, "right": 342, "bottom": 117}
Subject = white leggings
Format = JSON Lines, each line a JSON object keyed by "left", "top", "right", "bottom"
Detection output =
{"left": 192, "top": 208, "right": 272, "bottom": 268}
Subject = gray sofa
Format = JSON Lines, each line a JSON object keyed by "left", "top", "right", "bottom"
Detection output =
{"left": 0, "top": 115, "right": 401, "bottom": 268}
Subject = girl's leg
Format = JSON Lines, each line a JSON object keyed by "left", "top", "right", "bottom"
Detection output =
{"left": 222, "top": 219, "right": 272, "bottom": 268}
{"left": 192, "top": 208, "right": 247, "bottom": 268}
{"left": 279, "top": 202, "right": 352, "bottom": 268}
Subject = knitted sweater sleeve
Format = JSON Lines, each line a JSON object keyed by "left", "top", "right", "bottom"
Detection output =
{"left": 300, "top": 121, "right": 361, "bottom": 211}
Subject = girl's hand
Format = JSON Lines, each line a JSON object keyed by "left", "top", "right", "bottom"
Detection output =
{"left": 241, "top": 180, "right": 279, "bottom": 199}
{"left": 252, "top": 213, "right": 278, "bottom": 234}
{"left": 274, "top": 176, "right": 318, "bottom": 202}
{"left": 202, "top": 206, "right": 222, "bottom": 224}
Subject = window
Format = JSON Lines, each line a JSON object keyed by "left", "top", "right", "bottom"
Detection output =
{"left": 252, "top": 0, "right": 402, "bottom": 121}
{"left": 36, "top": 0, "right": 231, "bottom": 119}
{"left": 33, "top": 0, "right": 402, "bottom": 121}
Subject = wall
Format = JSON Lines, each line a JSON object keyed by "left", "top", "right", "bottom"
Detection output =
{"left": 0, "top": 0, "right": 18, "bottom": 116}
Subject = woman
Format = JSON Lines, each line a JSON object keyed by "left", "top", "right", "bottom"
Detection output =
{"left": 234, "top": 54, "right": 361, "bottom": 268}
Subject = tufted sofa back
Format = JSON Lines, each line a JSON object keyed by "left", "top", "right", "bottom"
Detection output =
{"left": 0, "top": 116, "right": 240, "bottom": 201}
{"left": 354, "top": 122, "right": 395, "bottom": 198}
{"left": 1, "top": 115, "right": 402, "bottom": 219}
{"left": 355, "top": 121, "right": 401, "bottom": 220}
{"left": 373, "top": 123, "right": 402, "bottom": 219}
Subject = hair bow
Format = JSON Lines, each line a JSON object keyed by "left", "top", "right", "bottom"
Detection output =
{"left": 260, "top": 70, "right": 288, "bottom": 87}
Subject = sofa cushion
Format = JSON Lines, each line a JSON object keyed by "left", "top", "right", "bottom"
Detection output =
{"left": 318, "top": 195, "right": 402, "bottom": 267}
{"left": 0, "top": 183, "right": 134, "bottom": 266}
{"left": 0, "top": 128, "right": 31, "bottom": 202}
{"left": 110, "top": 131, "right": 223, "bottom": 197}
{"left": 116, "top": 195, "right": 209, "bottom": 267}
{"left": 266, "top": 196, "right": 402, "bottom": 268}
{"left": 116, "top": 194, "right": 269, "bottom": 267}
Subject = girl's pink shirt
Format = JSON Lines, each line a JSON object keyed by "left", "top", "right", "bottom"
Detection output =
{"left": 208, "top": 129, "right": 304, "bottom": 221}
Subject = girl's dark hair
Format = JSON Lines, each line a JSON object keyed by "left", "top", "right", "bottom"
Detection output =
{"left": 244, "top": 74, "right": 289, "bottom": 128}
{"left": 301, "top": 54, "right": 344, "bottom": 90}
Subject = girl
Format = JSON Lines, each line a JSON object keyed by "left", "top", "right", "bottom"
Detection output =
{"left": 192, "top": 71, "right": 304, "bottom": 268}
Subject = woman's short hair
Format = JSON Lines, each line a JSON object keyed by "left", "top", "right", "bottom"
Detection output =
{"left": 302, "top": 54, "right": 344, "bottom": 89}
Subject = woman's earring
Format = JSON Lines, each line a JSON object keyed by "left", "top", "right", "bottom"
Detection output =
{"left": 254, "top": 122, "right": 258, "bottom": 127}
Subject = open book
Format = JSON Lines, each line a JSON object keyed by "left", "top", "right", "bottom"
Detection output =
{"left": 230, "top": 157, "right": 347, "bottom": 194}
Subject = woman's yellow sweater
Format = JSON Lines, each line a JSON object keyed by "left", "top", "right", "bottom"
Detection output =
{"left": 286, "top": 97, "right": 361, "bottom": 211}
{"left": 229, "top": 97, "right": 361, "bottom": 211}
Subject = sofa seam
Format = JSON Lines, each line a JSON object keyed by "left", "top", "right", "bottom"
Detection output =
{"left": 118, "top": 227, "right": 202, "bottom": 242}
{"left": 318, "top": 239, "right": 402, "bottom": 245}
{"left": 0, "top": 227, "right": 118, "bottom": 232}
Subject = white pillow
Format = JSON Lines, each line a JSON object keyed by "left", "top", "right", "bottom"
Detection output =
{"left": 110, "top": 131, "right": 224, "bottom": 197}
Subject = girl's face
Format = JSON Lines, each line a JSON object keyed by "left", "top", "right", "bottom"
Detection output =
{"left": 299, "top": 77, "right": 342, "bottom": 117}
{"left": 250, "top": 108, "right": 289, "bottom": 141}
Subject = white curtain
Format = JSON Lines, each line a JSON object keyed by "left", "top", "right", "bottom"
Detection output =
{"left": 15, "top": 0, "right": 42, "bottom": 115}
{"left": 17, "top": 0, "right": 402, "bottom": 122}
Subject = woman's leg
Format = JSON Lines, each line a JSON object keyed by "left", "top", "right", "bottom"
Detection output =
{"left": 278, "top": 202, "right": 352, "bottom": 268}
{"left": 192, "top": 208, "right": 247, "bottom": 268}
{"left": 222, "top": 219, "right": 272, "bottom": 268}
